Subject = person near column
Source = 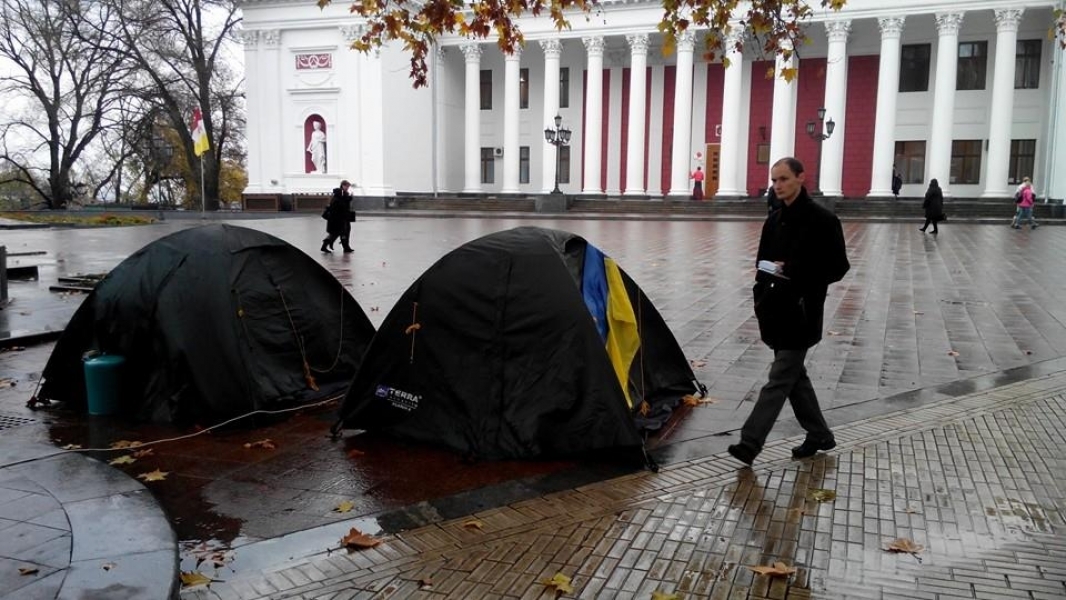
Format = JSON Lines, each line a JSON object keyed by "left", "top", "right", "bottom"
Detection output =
{"left": 892, "top": 168, "right": 903, "bottom": 199}
{"left": 1012, "top": 177, "right": 1038, "bottom": 230}
{"left": 919, "top": 179, "right": 946, "bottom": 235}
{"left": 728, "top": 157, "right": 850, "bottom": 467}
{"left": 307, "top": 121, "right": 327, "bottom": 173}
{"left": 321, "top": 180, "right": 354, "bottom": 253}
{"left": 690, "top": 166, "right": 705, "bottom": 200}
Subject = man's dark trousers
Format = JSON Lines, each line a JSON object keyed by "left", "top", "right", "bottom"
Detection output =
{"left": 739, "top": 348, "right": 832, "bottom": 452}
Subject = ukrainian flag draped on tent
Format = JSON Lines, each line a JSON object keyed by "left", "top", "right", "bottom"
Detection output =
{"left": 334, "top": 227, "right": 705, "bottom": 463}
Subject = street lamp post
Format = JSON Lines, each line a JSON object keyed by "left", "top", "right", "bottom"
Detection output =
{"left": 805, "top": 107, "right": 835, "bottom": 195}
{"left": 543, "top": 114, "right": 572, "bottom": 195}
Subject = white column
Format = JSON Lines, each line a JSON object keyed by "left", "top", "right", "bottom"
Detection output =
{"left": 624, "top": 34, "right": 649, "bottom": 196}
{"left": 821, "top": 20, "right": 851, "bottom": 197}
{"left": 433, "top": 46, "right": 448, "bottom": 193}
{"left": 582, "top": 36, "right": 605, "bottom": 194}
{"left": 768, "top": 40, "right": 797, "bottom": 178}
{"left": 461, "top": 44, "right": 482, "bottom": 193}
{"left": 502, "top": 47, "right": 522, "bottom": 193}
{"left": 359, "top": 47, "right": 391, "bottom": 195}
{"left": 540, "top": 39, "right": 562, "bottom": 194}
{"left": 260, "top": 30, "right": 283, "bottom": 188}
{"left": 1045, "top": 38, "right": 1066, "bottom": 201}
{"left": 868, "top": 18, "right": 904, "bottom": 197}
{"left": 982, "top": 9, "right": 1024, "bottom": 198}
{"left": 669, "top": 30, "right": 696, "bottom": 197}
{"left": 240, "top": 30, "right": 262, "bottom": 193}
{"left": 715, "top": 27, "right": 746, "bottom": 198}
{"left": 927, "top": 12, "right": 964, "bottom": 195}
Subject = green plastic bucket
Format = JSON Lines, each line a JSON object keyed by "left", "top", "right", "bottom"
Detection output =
{"left": 83, "top": 355, "right": 125, "bottom": 416}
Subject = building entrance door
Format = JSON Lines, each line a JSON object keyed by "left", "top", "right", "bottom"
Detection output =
{"left": 705, "top": 144, "right": 721, "bottom": 197}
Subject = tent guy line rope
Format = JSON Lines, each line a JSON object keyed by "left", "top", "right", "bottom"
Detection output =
{"left": 1, "top": 395, "right": 343, "bottom": 470}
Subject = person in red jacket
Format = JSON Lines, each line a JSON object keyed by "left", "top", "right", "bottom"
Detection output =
{"left": 690, "top": 166, "right": 705, "bottom": 200}
{"left": 728, "top": 157, "right": 850, "bottom": 467}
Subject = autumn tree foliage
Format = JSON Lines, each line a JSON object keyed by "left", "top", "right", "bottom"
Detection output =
{"left": 325, "top": 0, "right": 1066, "bottom": 89}
{"left": 321, "top": 0, "right": 844, "bottom": 87}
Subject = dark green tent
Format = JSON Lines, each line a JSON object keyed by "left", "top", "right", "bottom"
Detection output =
{"left": 333, "top": 226, "right": 703, "bottom": 462}
{"left": 39, "top": 224, "right": 374, "bottom": 424}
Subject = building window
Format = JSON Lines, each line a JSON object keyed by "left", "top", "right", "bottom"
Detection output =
{"left": 480, "top": 70, "right": 492, "bottom": 110}
{"left": 899, "top": 44, "right": 931, "bottom": 92}
{"left": 950, "top": 140, "right": 982, "bottom": 185}
{"left": 559, "top": 67, "right": 570, "bottom": 108}
{"left": 559, "top": 146, "right": 571, "bottom": 184}
{"left": 480, "top": 147, "right": 495, "bottom": 183}
{"left": 1016, "top": 40, "right": 1041, "bottom": 89}
{"left": 519, "top": 146, "right": 530, "bottom": 183}
{"left": 894, "top": 141, "right": 926, "bottom": 184}
{"left": 956, "top": 41, "right": 987, "bottom": 90}
{"left": 519, "top": 68, "right": 529, "bottom": 109}
{"left": 1008, "top": 139, "right": 1036, "bottom": 184}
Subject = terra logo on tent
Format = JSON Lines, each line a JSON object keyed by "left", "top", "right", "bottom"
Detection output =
{"left": 332, "top": 226, "right": 704, "bottom": 464}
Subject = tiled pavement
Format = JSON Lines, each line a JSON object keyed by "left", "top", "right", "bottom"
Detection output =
{"left": 180, "top": 371, "right": 1066, "bottom": 599}
{"left": 4, "top": 215, "right": 1066, "bottom": 598}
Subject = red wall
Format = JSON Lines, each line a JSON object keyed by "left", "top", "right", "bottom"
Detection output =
{"left": 842, "top": 55, "right": 879, "bottom": 197}
{"left": 795, "top": 58, "right": 828, "bottom": 192}
{"left": 704, "top": 64, "right": 725, "bottom": 151}
{"left": 600, "top": 70, "right": 611, "bottom": 192}
{"left": 745, "top": 61, "right": 774, "bottom": 195}
{"left": 660, "top": 66, "right": 676, "bottom": 195}
{"left": 620, "top": 68, "right": 630, "bottom": 193}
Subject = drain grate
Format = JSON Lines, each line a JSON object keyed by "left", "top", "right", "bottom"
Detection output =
{"left": 0, "top": 413, "right": 36, "bottom": 431}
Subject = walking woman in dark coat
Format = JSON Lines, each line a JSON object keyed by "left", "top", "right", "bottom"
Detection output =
{"left": 321, "top": 180, "right": 354, "bottom": 253}
{"left": 920, "top": 179, "right": 945, "bottom": 235}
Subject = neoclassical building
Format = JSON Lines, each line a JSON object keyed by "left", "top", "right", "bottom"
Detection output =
{"left": 239, "top": 0, "right": 1066, "bottom": 201}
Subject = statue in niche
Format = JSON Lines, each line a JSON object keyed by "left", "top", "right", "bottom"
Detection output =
{"left": 306, "top": 119, "right": 327, "bottom": 173}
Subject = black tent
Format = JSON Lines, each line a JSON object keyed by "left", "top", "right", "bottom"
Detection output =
{"left": 333, "top": 226, "right": 703, "bottom": 462}
{"left": 39, "top": 224, "right": 375, "bottom": 424}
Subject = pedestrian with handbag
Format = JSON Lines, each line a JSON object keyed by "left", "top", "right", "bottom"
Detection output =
{"left": 919, "top": 179, "right": 945, "bottom": 235}
{"left": 728, "top": 157, "right": 850, "bottom": 467}
{"left": 321, "top": 180, "right": 355, "bottom": 253}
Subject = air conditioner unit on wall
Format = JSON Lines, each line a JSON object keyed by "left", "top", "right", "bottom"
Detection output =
{"left": 493, "top": 147, "right": 504, "bottom": 158}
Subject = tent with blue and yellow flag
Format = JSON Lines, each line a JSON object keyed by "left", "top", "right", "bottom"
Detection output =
{"left": 333, "top": 226, "right": 704, "bottom": 464}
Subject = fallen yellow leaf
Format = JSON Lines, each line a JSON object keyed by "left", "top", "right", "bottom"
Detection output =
{"left": 132, "top": 448, "right": 154, "bottom": 458}
{"left": 18, "top": 567, "right": 39, "bottom": 576}
{"left": 179, "top": 571, "right": 213, "bottom": 587}
{"left": 807, "top": 488, "right": 837, "bottom": 503}
{"left": 947, "top": 350, "right": 960, "bottom": 357}
{"left": 108, "top": 455, "right": 136, "bottom": 466}
{"left": 340, "top": 527, "right": 381, "bottom": 549}
{"left": 683, "top": 394, "right": 718, "bottom": 406}
{"left": 333, "top": 500, "right": 356, "bottom": 513}
{"left": 243, "top": 439, "right": 277, "bottom": 450}
{"left": 541, "top": 573, "right": 574, "bottom": 594}
{"left": 462, "top": 519, "right": 484, "bottom": 530}
{"left": 885, "top": 538, "right": 924, "bottom": 554}
{"left": 747, "top": 561, "right": 797, "bottom": 577}
{"left": 137, "top": 469, "right": 169, "bottom": 482}
{"left": 689, "top": 359, "right": 707, "bottom": 368}
{"left": 651, "top": 591, "right": 680, "bottom": 600}
{"left": 109, "top": 440, "right": 143, "bottom": 449}
{"left": 827, "top": 330, "right": 841, "bottom": 336}
{"left": 405, "top": 323, "right": 421, "bottom": 334}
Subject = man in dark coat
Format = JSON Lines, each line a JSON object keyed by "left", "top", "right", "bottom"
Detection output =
{"left": 321, "top": 180, "right": 354, "bottom": 253}
{"left": 728, "top": 157, "right": 850, "bottom": 466}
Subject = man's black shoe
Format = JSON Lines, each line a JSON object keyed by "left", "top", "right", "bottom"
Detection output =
{"left": 727, "top": 444, "right": 756, "bottom": 466}
{"left": 320, "top": 243, "right": 332, "bottom": 253}
{"left": 342, "top": 247, "right": 355, "bottom": 253}
{"left": 791, "top": 437, "right": 836, "bottom": 459}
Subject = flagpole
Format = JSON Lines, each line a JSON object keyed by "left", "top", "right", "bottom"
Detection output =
{"left": 200, "top": 156, "right": 205, "bottom": 214}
